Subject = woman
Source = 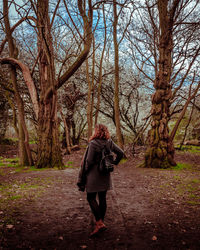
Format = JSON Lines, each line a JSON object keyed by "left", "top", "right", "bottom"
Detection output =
{"left": 77, "top": 124, "right": 124, "bottom": 237}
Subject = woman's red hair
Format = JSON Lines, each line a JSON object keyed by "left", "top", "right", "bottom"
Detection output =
{"left": 89, "top": 124, "right": 110, "bottom": 141}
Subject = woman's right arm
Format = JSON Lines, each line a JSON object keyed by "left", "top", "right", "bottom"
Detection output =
{"left": 110, "top": 140, "right": 124, "bottom": 165}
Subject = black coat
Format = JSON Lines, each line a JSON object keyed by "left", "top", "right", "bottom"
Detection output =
{"left": 78, "top": 138, "right": 124, "bottom": 193}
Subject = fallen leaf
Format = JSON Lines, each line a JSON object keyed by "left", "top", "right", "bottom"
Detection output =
{"left": 80, "top": 245, "right": 87, "bottom": 249}
{"left": 152, "top": 236, "right": 157, "bottom": 241}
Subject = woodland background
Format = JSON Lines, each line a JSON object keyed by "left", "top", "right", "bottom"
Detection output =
{"left": 0, "top": 1, "right": 200, "bottom": 249}
{"left": 0, "top": 0, "right": 200, "bottom": 168}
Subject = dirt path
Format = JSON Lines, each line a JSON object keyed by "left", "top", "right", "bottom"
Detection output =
{"left": 0, "top": 150, "right": 200, "bottom": 249}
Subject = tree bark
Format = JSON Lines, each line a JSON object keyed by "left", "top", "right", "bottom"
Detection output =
{"left": 145, "top": 0, "right": 180, "bottom": 168}
{"left": 3, "top": 0, "right": 33, "bottom": 166}
{"left": 35, "top": 0, "right": 63, "bottom": 168}
{"left": 95, "top": 4, "right": 107, "bottom": 125}
{"left": 0, "top": 57, "right": 39, "bottom": 119}
{"left": 1, "top": 0, "right": 93, "bottom": 168}
{"left": 113, "top": 0, "right": 124, "bottom": 149}
{"left": 61, "top": 112, "right": 71, "bottom": 154}
{"left": 86, "top": 36, "right": 95, "bottom": 139}
{"left": 86, "top": 58, "right": 93, "bottom": 139}
{"left": 36, "top": 0, "right": 93, "bottom": 166}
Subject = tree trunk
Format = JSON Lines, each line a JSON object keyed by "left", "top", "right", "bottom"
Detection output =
{"left": 36, "top": 92, "right": 63, "bottom": 168}
{"left": 145, "top": 0, "right": 179, "bottom": 168}
{"left": 86, "top": 58, "right": 93, "bottom": 139}
{"left": 179, "top": 100, "right": 195, "bottom": 150}
{"left": 3, "top": 0, "right": 33, "bottom": 166}
{"left": 113, "top": 0, "right": 123, "bottom": 149}
{"left": 61, "top": 112, "right": 71, "bottom": 154}
{"left": 35, "top": 0, "right": 63, "bottom": 168}
{"left": 95, "top": 4, "right": 107, "bottom": 125}
{"left": 86, "top": 36, "right": 95, "bottom": 139}
{"left": 18, "top": 121, "right": 29, "bottom": 165}
{"left": 1, "top": 0, "right": 93, "bottom": 168}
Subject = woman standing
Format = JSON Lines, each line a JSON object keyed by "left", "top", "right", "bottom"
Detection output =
{"left": 77, "top": 124, "right": 124, "bottom": 237}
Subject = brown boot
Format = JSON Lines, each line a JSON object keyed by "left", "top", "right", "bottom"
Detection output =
{"left": 96, "top": 219, "right": 107, "bottom": 231}
{"left": 90, "top": 219, "right": 107, "bottom": 237}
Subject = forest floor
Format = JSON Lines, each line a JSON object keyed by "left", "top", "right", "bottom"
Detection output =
{"left": 0, "top": 144, "right": 200, "bottom": 250}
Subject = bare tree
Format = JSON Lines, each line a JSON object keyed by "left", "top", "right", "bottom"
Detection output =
{"left": 0, "top": 0, "right": 93, "bottom": 168}
{"left": 1, "top": 0, "right": 33, "bottom": 165}
{"left": 126, "top": 0, "right": 200, "bottom": 168}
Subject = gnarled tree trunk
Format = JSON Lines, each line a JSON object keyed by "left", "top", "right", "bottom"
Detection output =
{"left": 145, "top": 0, "right": 179, "bottom": 168}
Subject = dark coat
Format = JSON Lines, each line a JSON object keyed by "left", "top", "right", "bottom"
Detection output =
{"left": 78, "top": 138, "right": 124, "bottom": 193}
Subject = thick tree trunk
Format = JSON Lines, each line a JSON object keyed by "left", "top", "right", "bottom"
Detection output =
{"left": 145, "top": 0, "right": 178, "bottom": 168}
{"left": 2, "top": 0, "right": 93, "bottom": 168}
{"left": 36, "top": 94, "right": 63, "bottom": 168}
{"left": 35, "top": 0, "right": 63, "bottom": 168}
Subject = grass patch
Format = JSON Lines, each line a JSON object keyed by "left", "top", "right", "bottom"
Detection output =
{"left": 0, "top": 176, "right": 56, "bottom": 226}
{"left": 0, "top": 157, "right": 19, "bottom": 170}
{"left": 177, "top": 178, "right": 200, "bottom": 205}
{"left": 0, "top": 157, "right": 54, "bottom": 173}
{"left": 0, "top": 162, "right": 5, "bottom": 167}
{"left": 172, "top": 163, "right": 192, "bottom": 170}
{"left": 4, "top": 157, "right": 19, "bottom": 163}
{"left": 177, "top": 145, "right": 200, "bottom": 154}
{"left": 0, "top": 178, "right": 52, "bottom": 209}
{"left": 64, "top": 161, "right": 74, "bottom": 168}
{"left": 120, "top": 158, "right": 128, "bottom": 164}
{"left": 8, "top": 195, "right": 22, "bottom": 200}
{"left": 187, "top": 200, "right": 200, "bottom": 205}
{"left": 173, "top": 175, "right": 182, "bottom": 180}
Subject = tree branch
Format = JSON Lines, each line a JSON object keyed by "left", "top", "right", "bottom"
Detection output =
{"left": 0, "top": 57, "right": 39, "bottom": 119}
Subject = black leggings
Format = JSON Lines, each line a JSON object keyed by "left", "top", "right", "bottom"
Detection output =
{"left": 87, "top": 191, "right": 107, "bottom": 221}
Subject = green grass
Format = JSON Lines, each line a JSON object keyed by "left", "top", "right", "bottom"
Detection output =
{"left": 0, "top": 176, "right": 55, "bottom": 229}
{"left": 0, "top": 179, "right": 51, "bottom": 208}
{"left": 120, "top": 158, "right": 128, "bottom": 164}
{"left": 0, "top": 162, "right": 5, "bottom": 167}
{"left": 173, "top": 175, "right": 182, "bottom": 180}
{"left": 191, "top": 178, "right": 200, "bottom": 184}
{"left": 4, "top": 157, "right": 19, "bottom": 162}
{"left": 172, "top": 162, "right": 192, "bottom": 170}
{"left": 0, "top": 157, "right": 19, "bottom": 169}
{"left": 178, "top": 145, "right": 200, "bottom": 154}
{"left": 8, "top": 195, "right": 22, "bottom": 200}
{"left": 187, "top": 200, "right": 200, "bottom": 205}
{"left": 0, "top": 156, "right": 56, "bottom": 173}
{"left": 29, "top": 140, "right": 36, "bottom": 144}
{"left": 64, "top": 161, "right": 74, "bottom": 168}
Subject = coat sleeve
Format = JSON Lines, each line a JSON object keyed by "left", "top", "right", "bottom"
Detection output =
{"left": 110, "top": 139, "right": 124, "bottom": 165}
{"left": 77, "top": 146, "right": 89, "bottom": 185}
